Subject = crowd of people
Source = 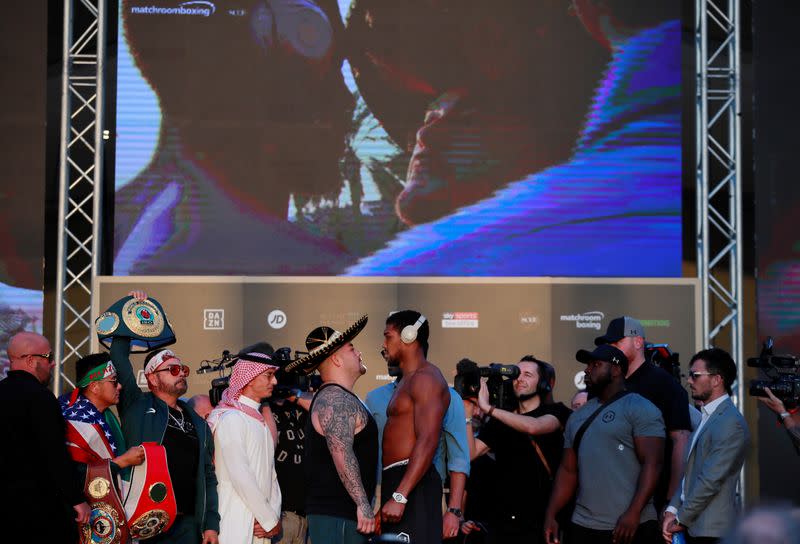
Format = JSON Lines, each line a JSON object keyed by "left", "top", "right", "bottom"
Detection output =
{"left": 1, "top": 293, "right": 798, "bottom": 544}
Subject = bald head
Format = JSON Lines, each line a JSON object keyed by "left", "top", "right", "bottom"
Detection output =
{"left": 7, "top": 332, "right": 54, "bottom": 384}
{"left": 188, "top": 394, "right": 213, "bottom": 420}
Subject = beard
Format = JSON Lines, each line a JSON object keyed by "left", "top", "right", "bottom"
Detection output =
{"left": 156, "top": 378, "right": 188, "bottom": 396}
{"left": 516, "top": 391, "right": 539, "bottom": 402}
{"left": 691, "top": 388, "right": 711, "bottom": 402}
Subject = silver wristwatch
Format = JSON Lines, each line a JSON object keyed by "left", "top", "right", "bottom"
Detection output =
{"left": 392, "top": 492, "right": 408, "bottom": 504}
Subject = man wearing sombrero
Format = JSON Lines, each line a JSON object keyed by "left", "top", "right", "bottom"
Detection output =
{"left": 285, "top": 315, "right": 378, "bottom": 543}
{"left": 207, "top": 351, "right": 283, "bottom": 544}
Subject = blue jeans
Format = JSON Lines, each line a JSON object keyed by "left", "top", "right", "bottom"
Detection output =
{"left": 307, "top": 514, "right": 368, "bottom": 544}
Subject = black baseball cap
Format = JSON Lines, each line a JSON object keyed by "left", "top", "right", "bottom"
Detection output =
{"left": 576, "top": 344, "right": 629, "bottom": 373}
{"left": 594, "top": 316, "right": 646, "bottom": 346}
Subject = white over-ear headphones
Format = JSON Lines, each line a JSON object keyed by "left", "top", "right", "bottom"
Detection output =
{"left": 401, "top": 315, "right": 427, "bottom": 344}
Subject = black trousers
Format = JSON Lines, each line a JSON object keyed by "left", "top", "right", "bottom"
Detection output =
{"left": 567, "top": 519, "right": 660, "bottom": 544}
{"left": 381, "top": 464, "right": 442, "bottom": 544}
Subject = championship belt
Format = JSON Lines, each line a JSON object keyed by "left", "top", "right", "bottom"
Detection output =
{"left": 123, "top": 443, "right": 177, "bottom": 540}
{"left": 95, "top": 296, "right": 176, "bottom": 353}
{"left": 82, "top": 461, "right": 129, "bottom": 544}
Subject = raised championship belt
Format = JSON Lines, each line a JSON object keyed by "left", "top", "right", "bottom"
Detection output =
{"left": 95, "top": 296, "right": 176, "bottom": 353}
{"left": 124, "top": 443, "right": 178, "bottom": 540}
{"left": 82, "top": 461, "right": 129, "bottom": 544}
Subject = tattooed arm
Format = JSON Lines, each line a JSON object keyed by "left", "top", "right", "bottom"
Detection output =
{"left": 312, "top": 386, "right": 376, "bottom": 534}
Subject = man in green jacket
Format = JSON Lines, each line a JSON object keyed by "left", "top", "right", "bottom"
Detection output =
{"left": 112, "top": 291, "right": 220, "bottom": 544}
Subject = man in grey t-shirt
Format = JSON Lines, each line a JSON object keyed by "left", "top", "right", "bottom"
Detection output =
{"left": 544, "top": 344, "right": 664, "bottom": 544}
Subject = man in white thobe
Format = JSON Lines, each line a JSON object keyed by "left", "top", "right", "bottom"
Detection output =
{"left": 208, "top": 352, "right": 282, "bottom": 543}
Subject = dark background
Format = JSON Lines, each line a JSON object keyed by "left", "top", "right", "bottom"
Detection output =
{"left": 752, "top": 0, "right": 800, "bottom": 504}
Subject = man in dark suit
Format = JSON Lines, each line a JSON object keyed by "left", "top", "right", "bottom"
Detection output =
{"left": 662, "top": 348, "right": 749, "bottom": 544}
{"left": 0, "top": 332, "right": 90, "bottom": 542}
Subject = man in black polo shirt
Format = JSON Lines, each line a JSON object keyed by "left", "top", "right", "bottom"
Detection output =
{"left": 595, "top": 316, "right": 691, "bottom": 513}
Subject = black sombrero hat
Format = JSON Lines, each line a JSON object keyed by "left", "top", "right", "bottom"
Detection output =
{"left": 284, "top": 315, "right": 368, "bottom": 375}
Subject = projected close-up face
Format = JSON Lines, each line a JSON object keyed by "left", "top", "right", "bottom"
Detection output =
{"left": 113, "top": 0, "right": 682, "bottom": 277}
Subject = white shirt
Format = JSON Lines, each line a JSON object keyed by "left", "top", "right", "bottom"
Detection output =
{"left": 212, "top": 396, "right": 282, "bottom": 544}
{"left": 667, "top": 394, "right": 729, "bottom": 517}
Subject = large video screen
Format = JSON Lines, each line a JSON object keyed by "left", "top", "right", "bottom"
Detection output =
{"left": 114, "top": 0, "right": 682, "bottom": 277}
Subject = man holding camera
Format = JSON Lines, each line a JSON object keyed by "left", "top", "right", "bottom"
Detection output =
{"left": 758, "top": 387, "right": 800, "bottom": 451}
{"left": 662, "top": 348, "right": 749, "bottom": 544}
{"left": 595, "top": 316, "right": 692, "bottom": 512}
{"left": 465, "top": 356, "right": 571, "bottom": 543}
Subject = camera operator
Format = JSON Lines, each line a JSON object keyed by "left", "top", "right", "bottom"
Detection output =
{"left": 758, "top": 387, "right": 800, "bottom": 451}
{"left": 464, "top": 355, "right": 571, "bottom": 544}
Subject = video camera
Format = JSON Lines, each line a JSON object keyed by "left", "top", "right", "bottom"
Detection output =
{"left": 198, "top": 347, "right": 321, "bottom": 406}
{"left": 748, "top": 337, "right": 800, "bottom": 408}
{"left": 645, "top": 343, "right": 681, "bottom": 382}
{"left": 454, "top": 358, "right": 520, "bottom": 410}
{"left": 271, "top": 347, "right": 322, "bottom": 400}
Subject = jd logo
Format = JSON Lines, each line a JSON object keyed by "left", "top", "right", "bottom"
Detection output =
{"left": 268, "top": 309, "right": 287, "bottom": 329}
{"left": 602, "top": 411, "right": 616, "bottom": 423}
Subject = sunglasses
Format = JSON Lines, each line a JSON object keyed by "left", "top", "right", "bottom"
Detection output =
{"left": 153, "top": 364, "right": 190, "bottom": 377}
{"left": 687, "top": 371, "right": 717, "bottom": 380}
{"left": 20, "top": 352, "right": 53, "bottom": 362}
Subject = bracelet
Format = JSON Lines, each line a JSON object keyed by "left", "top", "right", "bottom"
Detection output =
{"left": 780, "top": 411, "right": 791, "bottom": 421}
{"left": 465, "top": 417, "right": 473, "bottom": 425}
{"left": 487, "top": 406, "right": 495, "bottom": 418}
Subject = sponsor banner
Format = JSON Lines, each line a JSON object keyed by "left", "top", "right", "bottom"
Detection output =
{"left": 442, "top": 312, "right": 479, "bottom": 329}
{"left": 95, "top": 278, "right": 698, "bottom": 404}
{"left": 560, "top": 311, "right": 605, "bottom": 330}
{"left": 203, "top": 309, "right": 224, "bottom": 330}
{"left": 268, "top": 309, "right": 287, "bottom": 329}
{"left": 130, "top": 1, "right": 216, "bottom": 17}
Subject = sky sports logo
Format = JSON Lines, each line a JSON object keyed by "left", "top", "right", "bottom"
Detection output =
{"left": 131, "top": 1, "right": 216, "bottom": 17}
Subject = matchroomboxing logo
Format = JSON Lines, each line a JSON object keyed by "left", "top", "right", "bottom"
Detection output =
{"left": 559, "top": 311, "right": 605, "bottom": 330}
{"left": 130, "top": 1, "right": 216, "bottom": 17}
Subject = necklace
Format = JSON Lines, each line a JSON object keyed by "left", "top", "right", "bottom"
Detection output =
{"left": 168, "top": 408, "right": 186, "bottom": 432}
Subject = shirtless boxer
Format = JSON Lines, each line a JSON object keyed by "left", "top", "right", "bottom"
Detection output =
{"left": 380, "top": 311, "right": 450, "bottom": 543}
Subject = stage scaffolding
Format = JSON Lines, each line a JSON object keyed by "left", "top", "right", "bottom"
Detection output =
{"left": 54, "top": 2, "right": 744, "bottom": 401}
{"left": 54, "top": 0, "right": 106, "bottom": 394}
{"left": 696, "top": 0, "right": 746, "bottom": 504}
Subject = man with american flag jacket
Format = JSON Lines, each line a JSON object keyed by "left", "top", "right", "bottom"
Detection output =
{"left": 59, "top": 352, "right": 145, "bottom": 479}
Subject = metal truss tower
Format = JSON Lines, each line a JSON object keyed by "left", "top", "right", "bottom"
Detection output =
{"left": 696, "top": 0, "right": 744, "bottom": 383}
{"left": 54, "top": 0, "right": 107, "bottom": 394}
{"left": 696, "top": 0, "right": 745, "bottom": 501}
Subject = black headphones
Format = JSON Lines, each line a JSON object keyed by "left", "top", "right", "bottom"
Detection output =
{"left": 532, "top": 358, "right": 554, "bottom": 396}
